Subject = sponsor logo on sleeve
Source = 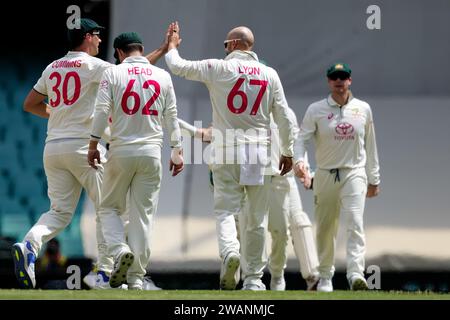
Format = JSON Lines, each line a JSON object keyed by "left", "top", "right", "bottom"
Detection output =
{"left": 100, "top": 80, "right": 109, "bottom": 90}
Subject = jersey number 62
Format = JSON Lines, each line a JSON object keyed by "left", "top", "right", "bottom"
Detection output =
{"left": 121, "top": 79, "right": 160, "bottom": 116}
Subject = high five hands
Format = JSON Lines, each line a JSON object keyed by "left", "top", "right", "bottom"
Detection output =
{"left": 167, "top": 21, "right": 182, "bottom": 50}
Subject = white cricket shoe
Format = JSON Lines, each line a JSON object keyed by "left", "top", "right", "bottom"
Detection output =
{"left": 83, "top": 270, "right": 97, "bottom": 289}
{"left": 306, "top": 276, "right": 319, "bottom": 291}
{"left": 351, "top": 276, "right": 369, "bottom": 291}
{"left": 143, "top": 276, "right": 162, "bottom": 290}
{"left": 317, "top": 278, "right": 333, "bottom": 292}
{"left": 128, "top": 283, "right": 143, "bottom": 290}
{"left": 12, "top": 241, "right": 36, "bottom": 289}
{"left": 220, "top": 252, "right": 240, "bottom": 290}
{"left": 110, "top": 251, "right": 134, "bottom": 288}
{"left": 90, "top": 270, "right": 127, "bottom": 289}
{"left": 270, "top": 276, "right": 286, "bottom": 291}
{"left": 242, "top": 280, "right": 266, "bottom": 291}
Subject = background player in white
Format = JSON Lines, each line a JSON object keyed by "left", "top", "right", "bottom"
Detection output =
{"left": 165, "top": 22, "right": 295, "bottom": 291}
{"left": 239, "top": 108, "right": 319, "bottom": 291}
{"left": 12, "top": 18, "right": 171, "bottom": 289}
{"left": 88, "top": 32, "right": 183, "bottom": 290}
{"left": 294, "top": 63, "right": 380, "bottom": 292}
{"left": 179, "top": 115, "right": 319, "bottom": 291}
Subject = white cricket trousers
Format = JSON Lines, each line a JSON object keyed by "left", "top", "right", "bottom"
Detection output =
{"left": 24, "top": 140, "right": 113, "bottom": 273}
{"left": 314, "top": 167, "right": 367, "bottom": 281}
{"left": 99, "top": 154, "right": 161, "bottom": 287}
{"left": 239, "top": 175, "right": 319, "bottom": 280}
{"left": 212, "top": 163, "right": 270, "bottom": 284}
{"left": 268, "top": 176, "right": 318, "bottom": 279}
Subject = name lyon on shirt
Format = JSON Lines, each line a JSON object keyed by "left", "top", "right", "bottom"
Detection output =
{"left": 238, "top": 66, "right": 260, "bottom": 75}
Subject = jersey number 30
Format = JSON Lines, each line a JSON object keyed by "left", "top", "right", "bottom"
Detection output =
{"left": 227, "top": 78, "right": 267, "bottom": 115}
{"left": 121, "top": 79, "right": 160, "bottom": 116}
{"left": 49, "top": 71, "right": 81, "bottom": 107}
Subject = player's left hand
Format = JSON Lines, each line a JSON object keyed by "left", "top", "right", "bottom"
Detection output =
{"left": 367, "top": 184, "right": 380, "bottom": 198}
{"left": 279, "top": 155, "right": 293, "bottom": 176}
{"left": 88, "top": 149, "right": 101, "bottom": 170}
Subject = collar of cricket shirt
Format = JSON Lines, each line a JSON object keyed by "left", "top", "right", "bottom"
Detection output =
{"left": 66, "top": 51, "right": 89, "bottom": 57}
{"left": 225, "top": 50, "right": 259, "bottom": 62}
{"left": 327, "top": 91, "right": 354, "bottom": 108}
{"left": 122, "top": 56, "right": 149, "bottom": 64}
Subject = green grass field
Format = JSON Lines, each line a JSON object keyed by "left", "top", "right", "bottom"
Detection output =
{"left": 0, "top": 289, "right": 449, "bottom": 300}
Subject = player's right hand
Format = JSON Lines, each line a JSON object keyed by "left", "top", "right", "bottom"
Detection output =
{"left": 279, "top": 155, "right": 293, "bottom": 176}
{"left": 88, "top": 149, "right": 101, "bottom": 170}
{"left": 168, "top": 21, "right": 182, "bottom": 50}
{"left": 367, "top": 184, "right": 380, "bottom": 198}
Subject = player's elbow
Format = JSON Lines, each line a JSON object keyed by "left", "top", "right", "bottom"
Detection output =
{"left": 23, "top": 90, "right": 44, "bottom": 113}
{"left": 23, "top": 96, "right": 34, "bottom": 113}
{"left": 168, "top": 65, "right": 181, "bottom": 76}
{"left": 165, "top": 61, "right": 183, "bottom": 76}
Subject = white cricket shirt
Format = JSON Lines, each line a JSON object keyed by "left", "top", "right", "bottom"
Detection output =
{"left": 34, "top": 51, "right": 112, "bottom": 143}
{"left": 91, "top": 56, "right": 181, "bottom": 158}
{"left": 296, "top": 94, "right": 380, "bottom": 185}
{"left": 165, "top": 49, "right": 294, "bottom": 158}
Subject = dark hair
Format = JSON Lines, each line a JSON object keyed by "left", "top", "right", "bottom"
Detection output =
{"left": 68, "top": 30, "right": 99, "bottom": 50}
{"left": 68, "top": 31, "right": 86, "bottom": 50}
{"left": 119, "top": 43, "right": 144, "bottom": 54}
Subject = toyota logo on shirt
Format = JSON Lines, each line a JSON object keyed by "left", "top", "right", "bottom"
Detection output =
{"left": 335, "top": 122, "right": 354, "bottom": 135}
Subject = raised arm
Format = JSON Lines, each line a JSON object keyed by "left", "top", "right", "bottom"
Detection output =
{"left": 165, "top": 21, "right": 222, "bottom": 83}
{"left": 144, "top": 24, "right": 172, "bottom": 65}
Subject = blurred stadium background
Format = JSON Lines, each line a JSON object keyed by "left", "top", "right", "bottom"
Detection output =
{"left": 0, "top": 0, "right": 449, "bottom": 291}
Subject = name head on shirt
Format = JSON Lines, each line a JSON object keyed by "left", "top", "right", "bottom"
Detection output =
{"left": 128, "top": 67, "right": 152, "bottom": 76}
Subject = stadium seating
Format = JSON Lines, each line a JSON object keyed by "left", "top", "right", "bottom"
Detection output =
{"left": 0, "top": 63, "right": 84, "bottom": 258}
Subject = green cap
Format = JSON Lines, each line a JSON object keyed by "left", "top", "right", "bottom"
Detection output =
{"left": 113, "top": 32, "right": 143, "bottom": 49}
{"left": 67, "top": 18, "right": 104, "bottom": 47}
{"left": 326, "top": 63, "right": 351, "bottom": 77}
{"left": 113, "top": 32, "right": 143, "bottom": 64}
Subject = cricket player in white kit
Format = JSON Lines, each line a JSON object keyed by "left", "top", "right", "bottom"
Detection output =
{"left": 295, "top": 63, "right": 380, "bottom": 292}
{"left": 12, "top": 18, "right": 171, "bottom": 289}
{"left": 238, "top": 108, "right": 319, "bottom": 291}
{"left": 12, "top": 18, "right": 115, "bottom": 289}
{"left": 179, "top": 116, "right": 319, "bottom": 291}
{"left": 165, "top": 22, "right": 295, "bottom": 290}
{"left": 88, "top": 32, "right": 183, "bottom": 290}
